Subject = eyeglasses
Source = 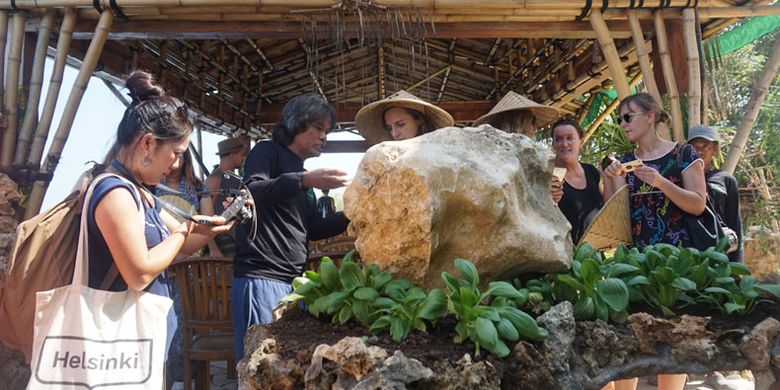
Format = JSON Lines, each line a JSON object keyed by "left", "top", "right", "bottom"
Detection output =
{"left": 619, "top": 112, "right": 646, "bottom": 124}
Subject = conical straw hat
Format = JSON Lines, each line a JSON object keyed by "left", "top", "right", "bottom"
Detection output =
{"left": 355, "top": 90, "right": 455, "bottom": 146}
{"left": 473, "top": 91, "right": 560, "bottom": 129}
{"left": 579, "top": 185, "right": 632, "bottom": 251}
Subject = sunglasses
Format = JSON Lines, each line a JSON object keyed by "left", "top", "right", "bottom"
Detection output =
{"left": 619, "top": 112, "right": 646, "bottom": 124}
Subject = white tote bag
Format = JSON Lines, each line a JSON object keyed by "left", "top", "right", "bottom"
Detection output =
{"left": 28, "top": 174, "right": 173, "bottom": 389}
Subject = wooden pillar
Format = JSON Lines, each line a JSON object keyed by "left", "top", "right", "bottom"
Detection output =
{"left": 723, "top": 32, "right": 780, "bottom": 174}
{"left": 626, "top": 10, "right": 662, "bottom": 105}
{"left": 589, "top": 8, "right": 631, "bottom": 100}
{"left": 654, "top": 10, "right": 685, "bottom": 142}
{"left": 682, "top": 8, "right": 702, "bottom": 129}
{"left": 25, "top": 10, "right": 113, "bottom": 219}
{"left": 14, "top": 10, "right": 55, "bottom": 166}
{"left": 28, "top": 9, "right": 76, "bottom": 167}
{"left": 1, "top": 11, "right": 25, "bottom": 168}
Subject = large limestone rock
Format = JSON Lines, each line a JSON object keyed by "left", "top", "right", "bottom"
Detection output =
{"left": 344, "top": 125, "right": 572, "bottom": 289}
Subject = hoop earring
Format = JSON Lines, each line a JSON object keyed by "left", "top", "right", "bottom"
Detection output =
{"left": 141, "top": 157, "right": 151, "bottom": 167}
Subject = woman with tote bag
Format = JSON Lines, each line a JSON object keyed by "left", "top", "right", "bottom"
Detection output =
{"left": 28, "top": 71, "right": 233, "bottom": 389}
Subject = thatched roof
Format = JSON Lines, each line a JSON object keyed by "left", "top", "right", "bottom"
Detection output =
{"left": 2, "top": 0, "right": 770, "bottom": 139}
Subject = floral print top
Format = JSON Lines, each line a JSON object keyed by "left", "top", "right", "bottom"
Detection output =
{"left": 619, "top": 143, "right": 701, "bottom": 248}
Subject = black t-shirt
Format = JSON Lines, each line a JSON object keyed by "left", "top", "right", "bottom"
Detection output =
{"left": 234, "top": 140, "right": 349, "bottom": 283}
{"left": 706, "top": 168, "right": 743, "bottom": 261}
{"left": 558, "top": 163, "right": 603, "bottom": 244}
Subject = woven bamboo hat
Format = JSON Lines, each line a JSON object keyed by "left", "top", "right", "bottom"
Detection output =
{"left": 355, "top": 90, "right": 455, "bottom": 145}
{"left": 579, "top": 185, "right": 632, "bottom": 251}
{"left": 473, "top": 91, "right": 560, "bottom": 129}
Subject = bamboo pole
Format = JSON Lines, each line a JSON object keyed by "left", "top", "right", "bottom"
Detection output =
{"left": 14, "top": 10, "right": 55, "bottom": 166}
{"left": 723, "top": 32, "right": 780, "bottom": 174}
{"left": 28, "top": 8, "right": 77, "bottom": 167}
{"left": 589, "top": 8, "right": 631, "bottom": 100}
{"left": 582, "top": 71, "right": 643, "bottom": 143}
{"left": 626, "top": 10, "right": 662, "bottom": 105}
{"left": 654, "top": 10, "right": 685, "bottom": 142}
{"left": 1, "top": 11, "right": 26, "bottom": 168}
{"left": 25, "top": 10, "right": 113, "bottom": 219}
{"left": 682, "top": 8, "right": 701, "bottom": 129}
{"left": 576, "top": 93, "right": 596, "bottom": 124}
{"left": 0, "top": 11, "right": 9, "bottom": 113}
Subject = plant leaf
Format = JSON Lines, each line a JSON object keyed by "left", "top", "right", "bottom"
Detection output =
{"left": 319, "top": 260, "right": 340, "bottom": 291}
{"left": 596, "top": 278, "right": 629, "bottom": 312}
{"left": 339, "top": 261, "right": 365, "bottom": 290}
{"left": 484, "top": 281, "right": 523, "bottom": 299}
{"left": 455, "top": 259, "right": 480, "bottom": 287}
{"left": 353, "top": 287, "right": 379, "bottom": 301}
{"left": 475, "top": 317, "right": 498, "bottom": 348}
{"left": 418, "top": 288, "right": 448, "bottom": 320}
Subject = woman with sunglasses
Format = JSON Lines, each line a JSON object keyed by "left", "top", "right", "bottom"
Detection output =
{"left": 88, "top": 71, "right": 233, "bottom": 379}
{"left": 602, "top": 92, "right": 706, "bottom": 390}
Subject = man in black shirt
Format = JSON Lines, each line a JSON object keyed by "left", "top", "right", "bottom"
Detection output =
{"left": 232, "top": 94, "right": 349, "bottom": 361}
{"left": 688, "top": 125, "right": 743, "bottom": 261}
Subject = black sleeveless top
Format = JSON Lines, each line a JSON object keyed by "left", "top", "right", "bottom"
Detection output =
{"left": 558, "top": 163, "right": 603, "bottom": 244}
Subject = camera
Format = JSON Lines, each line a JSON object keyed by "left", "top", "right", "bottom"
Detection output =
{"left": 221, "top": 191, "right": 253, "bottom": 223}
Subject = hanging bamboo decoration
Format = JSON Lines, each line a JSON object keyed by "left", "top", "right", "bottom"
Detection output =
{"left": 653, "top": 10, "right": 685, "bottom": 142}
{"left": 723, "top": 32, "right": 780, "bottom": 174}
{"left": 582, "top": 71, "right": 643, "bottom": 143}
{"left": 589, "top": 8, "right": 631, "bottom": 100}
{"left": 682, "top": 8, "right": 701, "bottom": 129}
{"left": 28, "top": 8, "right": 76, "bottom": 167}
{"left": 25, "top": 10, "right": 113, "bottom": 219}
{"left": 626, "top": 10, "right": 662, "bottom": 105}
{"left": 0, "top": 11, "right": 9, "bottom": 112}
{"left": 14, "top": 10, "right": 55, "bottom": 166}
{"left": 1, "top": 11, "right": 26, "bottom": 168}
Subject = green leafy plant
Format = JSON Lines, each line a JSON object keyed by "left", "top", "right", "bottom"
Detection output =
{"left": 442, "top": 259, "right": 548, "bottom": 358}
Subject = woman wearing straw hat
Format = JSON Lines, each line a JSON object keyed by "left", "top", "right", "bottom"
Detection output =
{"left": 551, "top": 118, "right": 604, "bottom": 244}
{"left": 354, "top": 90, "right": 455, "bottom": 145}
{"left": 474, "top": 91, "right": 564, "bottom": 202}
{"left": 603, "top": 92, "right": 706, "bottom": 390}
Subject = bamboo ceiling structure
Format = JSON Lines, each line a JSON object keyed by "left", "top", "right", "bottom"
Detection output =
{"left": 0, "top": 0, "right": 778, "bottom": 217}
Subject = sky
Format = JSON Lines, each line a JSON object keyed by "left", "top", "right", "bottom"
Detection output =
{"left": 39, "top": 59, "right": 364, "bottom": 210}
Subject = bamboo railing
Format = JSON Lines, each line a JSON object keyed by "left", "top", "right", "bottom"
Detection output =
{"left": 25, "top": 10, "right": 114, "bottom": 219}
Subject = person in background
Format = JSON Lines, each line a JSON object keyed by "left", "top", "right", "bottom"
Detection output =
{"left": 317, "top": 189, "right": 336, "bottom": 218}
{"left": 354, "top": 90, "right": 454, "bottom": 145}
{"left": 206, "top": 135, "right": 250, "bottom": 257}
{"left": 88, "top": 70, "right": 231, "bottom": 385}
{"left": 231, "top": 94, "right": 350, "bottom": 362}
{"left": 473, "top": 91, "right": 563, "bottom": 203}
{"left": 687, "top": 125, "right": 743, "bottom": 262}
{"left": 603, "top": 92, "right": 706, "bottom": 390}
{"left": 551, "top": 118, "right": 604, "bottom": 244}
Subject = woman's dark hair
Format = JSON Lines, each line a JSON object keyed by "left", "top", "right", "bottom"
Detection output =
{"left": 617, "top": 92, "right": 671, "bottom": 126}
{"left": 114, "top": 70, "right": 193, "bottom": 148}
{"left": 383, "top": 106, "right": 433, "bottom": 136}
{"left": 551, "top": 118, "right": 584, "bottom": 139}
{"left": 272, "top": 94, "right": 337, "bottom": 145}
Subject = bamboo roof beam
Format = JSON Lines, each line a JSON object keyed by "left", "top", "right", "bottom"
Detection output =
{"left": 70, "top": 20, "right": 636, "bottom": 40}
{"left": 682, "top": 8, "right": 702, "bottom": 128}
{"left": 14, "top": 10, "right": 54, "bottom": 166}
{"left": 654, "top": 10, "right": 685, "bottom": 142}
{"left": 406, "top": 65, "right": 450, "bottom": 93}
{"left": 626, "top": 9, "right": 662, "bottom": 105}
{"left": 26, "top": 10, "right": 113, "bottom": 219}
{"left": 29, "top": 9, "right": 77, "bottom": 167}
{"left": 1, "top": 11, "right": 26, "bottom": 168}
{"left": 590, "top": 8, "right": 631, "bottom": 100}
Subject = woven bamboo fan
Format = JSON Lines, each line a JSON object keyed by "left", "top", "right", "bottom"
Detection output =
{"left": 579, "top": 184, "right": 632, "bottom": 251}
